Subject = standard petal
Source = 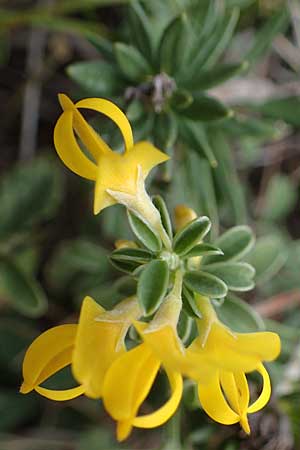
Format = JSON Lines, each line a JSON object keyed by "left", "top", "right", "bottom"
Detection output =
{"left": 198, "top": 371, "right": 240, "bottom": 425}
{"left": 20, "top": 324, "right": 77, "bottom": 394}
{"left": 72, "top": 296, "right": 124, "bottom": 398}
{"left": 128, "top": 141, "right": 169, "bottom": 178}
{"left": 133, "top": 368, "right": 182, "bottom": 428}
{"left": 54, "top": 110, "right": 97, "bottom": 180}
{"left": 247, "top": 363, "right": 271, "bottom": 414}
{"left": 103, "top": 343, "right": 160, "bottom": 440}
{"left": 235, "top": 332, "right": 281, "bottom": 363}
{"left": 75, "top": 98, "right": 134, "bottom": 152}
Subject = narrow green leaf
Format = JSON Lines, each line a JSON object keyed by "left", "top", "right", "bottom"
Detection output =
{"left": 202, "top": 262, "right": 255, "bottom": 291}
{"left": 67, "top": 60, "right": 121, "bottom": 96}
{"left": 177, "top": 310, "right": 193, "bottom": 344}
{"left": 0, "top": 257, "right": 47, "bottom": 317}
{"left": 178, "top": 94, "right": 231, "bottom": 122}
{"left": 262, "top": 174, "right": 297, "bottom": 221}
{"left": 86, "top": 32, "right": 113, "bottom": 60}
{"left": 181, "top": 121, "right": 217, "bottom": 167}
{"left": 181, "top": 61, "right": 247, "bottom": 91}
{"left": 110, "top": 247, "right": 153, "bottom": 264}
{"left": 154, "top": 112, "right": 178, "bottom": 149}
{"left": 129, "top": 1, "right": 153, "bottom": 62}
{"left": 202, "top": 7, "right": 239, "bottom": 70}
{"left": 152, "top": 195, "right": 173, "bottom": 239}
{"left": 246, "top": 6, "right": 289, "bottom": 67}
{"left": 209, "top": 129, "right": 247, "bottom": 224}
{"left": 183, "top": 243, "right": 223, "bottom": 259}
{"left": 245, "top": 235, "right": 287, "bottom": 284}
{"left": 127, "top": 211, "right": 162, "bottom": 252}
{"left": 182, "top": 285, "right": 202, "bottom": 318}
{"left": 216, "top": 294, "right": 265, "bottom": 332}
{"left": 250, "top": 96, "right": 300, "bottom": 127}
{"left": 204, "top": 225, "right": 255, "bottom": 264}
{"left": 137, "top": 260, "right": 169, "bottom": 315}
{"left": 170, "top": 89, "right": 193, "bottom": 111}
{"left": 184, "top": 270, "right": 228, "bottom": 298}
{"left": 159, "top": 14, "right": 190, "bottom": 75}
{"left": 173, "top": 216, "right": 211, "bottom": 256}
{"left": 114, "top": 42, "right": 151, "bottom": 82}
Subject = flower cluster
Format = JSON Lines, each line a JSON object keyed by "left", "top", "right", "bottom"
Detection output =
{"left": 20, "top": 95, "right": 280, "bottom": 441}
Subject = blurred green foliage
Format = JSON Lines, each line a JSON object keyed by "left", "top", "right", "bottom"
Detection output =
{"left": 0, "top": 0, "right": 300, "bottom": 449}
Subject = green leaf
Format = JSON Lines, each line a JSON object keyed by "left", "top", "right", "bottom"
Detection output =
{"left": 170, "top": 89, "right": 193, "bottom": 111}
{"left": 127, "top": 211, "right": 162, "bottom": 252}
{"left": 246, "top": 6, "right": 289, "bottom": 67}
{"left": 0, "top": 257, "right": 47, "bottom": 317}
{"left": 0, "top": 158, "right": 63, "bottom": 238}
{"left": 137, "top": 260, "right": 169, "bottom": 315}
{"left": 67, "top": 60, "right": 121, "bottom": 96}
{"left": 209, "top": 129, "right": 247, "bottom": 224}
{"left": 183, "top": 243, "right": 223, "bottom": 259}
{"left": 173, "top": 216, "right": 211, "bottom": 256}
{"left": 204, "top": 225, "right": 255, "bottom": 264}
{"left": 129, "top": 1, "right": 153, "bottom": 62}
{"left": 182, "top": 285, "right": 202, "bottom": 318}
{"left": 177, "top": 310, "right": 193, "bottom": 344}
{"left": 154, "top": 112, "right": 178, "bottom": 149}
{"left": 202, "top": 7, "right": 239, "bottom": 70}
{"left": 202, "top": 262, "right": 255, "bottom": 291}
{"left": 180, "top": 121, "right": 217, "bottom": 167}
{"left": 86, "top": 32, "right": 114, "bottom": 59}
{"left": 159, "top": 14, "right": 190, "bottom": 75}
{"left": 110, "top": 247, "right": 152, "bottom": 267}
{"left": 114, "top": 42, "right": 151, "bottom": 82}
{"left": 251, "top": 96, "right": 300, "bottom": 127}
{"left": 152, "top": 195, "right": 173, "bottom": 239}
{"left": 216, "top": 294, "right": 265, "bottom": 332}
{"left": 46, "top": 239, "right": 109, "bottom": 294}
{"left": 178, "top": 94, "right": 231, "bottom": 122}
{"left": 262, "top": 174, "right": 297, "bottom": 221}
{"left": 184, "top": 270, "right": 228, "bottom": 298}
{"left": 181, "top": 61, "right": 247, "bottom": 91}
{"left": 245, "top": 235, "right": 287, "bottom": 284}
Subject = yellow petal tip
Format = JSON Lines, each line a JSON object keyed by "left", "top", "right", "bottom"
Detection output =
{"left": 117, "top": 420, "right": 132, "bottom": 442}
{"left": 240, "top": 415, "right": 250, "bottom": 435}
{"left": 58, "top": 93, "right": 74, "bottom": 111}
{"left": 20, "top": 382, "right": 33, "bottom": 394}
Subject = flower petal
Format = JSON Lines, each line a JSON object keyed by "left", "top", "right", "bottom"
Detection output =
{"left": 133, "top": 368, "right": 182, "bottom": 428}
{"left": 127, "top": 141, "right": 169, "bottom": 178}
{"left": 72, "top": 296, "right": 124, "bottom": 399}
{"left": 75, "top": 98, "right": 134, "bottom": 152}
{"left": 247, "top": 363, "right": 271, "bottom": 414}
{"left": 198, "top": 371, "right": 240, "bottom": 425}
{"left": 35, "top": 385, "right": 85, "bottom": 401}
{"left": 54, "top": 110, "right": 97, "bottom": 180}
{"left": 58, "top": 94, "right": 112, "bottom": 160}
{"left": 103, "top": 343, "right": 160, "bottom": 440}
{"left": 20, "top": 324, "right": 77, "bottom": 394}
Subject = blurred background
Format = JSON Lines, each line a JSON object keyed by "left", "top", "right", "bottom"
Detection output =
{"left": 0, "top": 0, "right": 300, "bottom": 449}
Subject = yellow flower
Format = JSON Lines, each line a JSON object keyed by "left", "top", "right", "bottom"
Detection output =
{"left": 20, "top": 296, "right": 140, "bottom": 400}
{"left": 102, "top": 272, "right": 184, "bottom": 441}
{"left": 103, "top": 337, "right": 182, "bottom": 441}
{"left": 54, "top": 94, "right": 169, "bottom": 215}
{"left": 187, "top": 295, "right": 281, "bottom": 433}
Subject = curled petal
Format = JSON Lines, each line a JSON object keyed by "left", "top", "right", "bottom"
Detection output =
{"left": 54, "top": 110, "right": 97, "bottom": 180}
{"left": 76, "top": 97, "right": 134, "bottom": 152}
{"left": 247, "top": 363, "right": 271, "bottom": 414}
{"left": 58, "top": 93, "right": 111, "bottom": 160}
{"left": 133, "top": 368, "right": 182, "bottom": 428}
{"left": 103, "top": 343, "right": 160, "bottom": 441}
{"left": 35, "top": 385, "right": 85, "bottom": 401}
{"left": 20, "top": 324, "right": 77, "bottom": 394}
{"left": 198, "top": 371, "right": 240, "bottom": 426}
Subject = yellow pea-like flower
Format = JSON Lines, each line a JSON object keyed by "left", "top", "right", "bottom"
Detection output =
{"left": 187, "top": 295, "right": 281, "bottom": 433}
{"left": 53, "top": 94, "right": 169, "bottom": 215}
{"left": 20, "top": 296, "right": 140, "bottom": 401}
